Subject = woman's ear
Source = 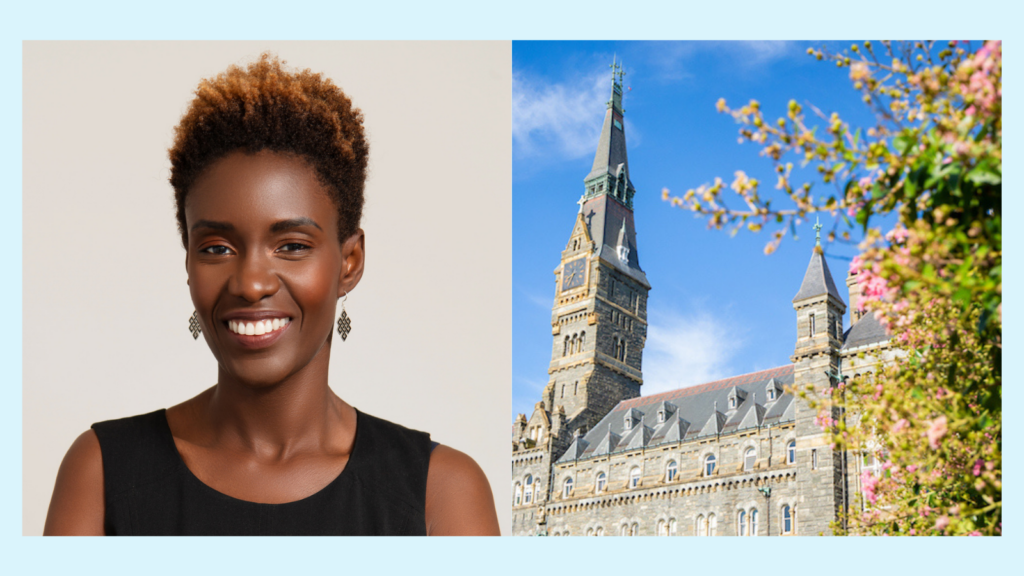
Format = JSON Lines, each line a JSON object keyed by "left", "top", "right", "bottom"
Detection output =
{"left": 338, "top": 229, "right": 365, "bottom": 298}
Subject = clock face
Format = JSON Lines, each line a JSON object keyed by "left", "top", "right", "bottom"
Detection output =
{"left": 561, "top": 258, "right": 587, "bottom": 292}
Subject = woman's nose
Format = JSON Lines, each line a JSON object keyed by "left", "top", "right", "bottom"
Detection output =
{"left": 230, "top": 251, "right": 281, "bottom": 302}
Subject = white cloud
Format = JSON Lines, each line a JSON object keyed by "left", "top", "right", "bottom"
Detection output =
{"left": 517, "top": 285, "right": 554, "bottom": 311}
{"left": 642, "top": 306, "right": 744, "bottom": 395}
{"left": 512, "top": 68, "right": 609, "bottom": 162}
{"left": 732, "top": 41, "right": 797, "bottom": 67}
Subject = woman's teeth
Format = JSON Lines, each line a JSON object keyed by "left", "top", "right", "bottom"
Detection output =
{"left": 228, "top": 318, "right": 290, "bottom": 336}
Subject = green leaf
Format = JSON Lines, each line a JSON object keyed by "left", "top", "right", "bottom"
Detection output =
{"left": 953, "top": 287, "right": 971, "bottom": 304}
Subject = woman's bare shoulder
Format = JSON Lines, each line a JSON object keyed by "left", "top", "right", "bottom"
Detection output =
{"left": 43, "top": 429, "right": 105, "bottom": 536}
{"left": 424, "top": 445, "right": 500, "bottom": 536}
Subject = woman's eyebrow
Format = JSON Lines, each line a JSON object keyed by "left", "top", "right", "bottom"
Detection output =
{"left": 190, "top": 219, "right": 234, "bottom": 232}
{"left": 271, "top": 217, "right": 323, "bottom": 232}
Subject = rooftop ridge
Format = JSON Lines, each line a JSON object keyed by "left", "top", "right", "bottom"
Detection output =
{"left": 616, "top": 365, "right": 794, "bottom": 410}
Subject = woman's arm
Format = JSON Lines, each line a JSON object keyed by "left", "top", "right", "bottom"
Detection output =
{"left": 43, "top": 430, "right": 106, "bottom": 536}
{"left": 424, "top": 445, "right": 500, "bottom": 536}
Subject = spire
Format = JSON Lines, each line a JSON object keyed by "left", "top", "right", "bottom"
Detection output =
{"left": 793, "top": 240, "right": 844, "bottom": 304}
{"left": 583, "top": 59, "right": 633, "bottom": 207}
{"left": 572, "top": 60, "right": 650, "bottom": 290}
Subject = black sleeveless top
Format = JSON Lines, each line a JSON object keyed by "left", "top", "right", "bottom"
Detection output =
{"left": 91, "top": 409, "right": 433, "bottom": 536}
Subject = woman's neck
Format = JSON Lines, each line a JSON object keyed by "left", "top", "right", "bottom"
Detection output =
{"left": 199, "top": 343, "right": 354, "bottom": 459}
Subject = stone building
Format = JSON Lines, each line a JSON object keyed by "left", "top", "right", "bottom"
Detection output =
{"left": 511, "top": 66, "right": 894, "bottom": 537}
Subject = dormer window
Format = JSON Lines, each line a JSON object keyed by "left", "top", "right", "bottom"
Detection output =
{"left": 623, "top": 414, "right": 633, "bottom": 430}
{"left": 729, "top": 396, "right": 737, "bottom": 409}
{"left": 657, "top": 410, "right": 666, "bottom": 423}
{"left": 768, "top": 388, "right": 777, "bottom": 401}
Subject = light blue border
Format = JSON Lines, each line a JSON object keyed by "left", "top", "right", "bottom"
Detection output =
{"left": 2, "top": 0, "right": 1017, "bottom": 573}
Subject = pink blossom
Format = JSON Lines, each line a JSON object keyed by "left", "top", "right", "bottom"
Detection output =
{"left": 927, "top": 416, "right": 948, "bottom": 449}
{"left": 907, "top": 464, "right": 918, "bottom": 473}
{"left": 934, "top": 516, "right": 950, "bottom": 531}
{"left": 973, "top": 459, "right": 984, "bottom": 476}
{"left": 893, "top": 418, "right": 909, "bottom": 433}
{"left": 860, "top": 470, "right": 879, "bottom": 505}
{"left": 969, "top": 531, "right": 982, "bottom": 536}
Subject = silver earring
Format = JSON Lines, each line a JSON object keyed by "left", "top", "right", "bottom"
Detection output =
{"left": 189, "top": 310, "right": 202, "bottom": 340}
{"left": 337, "top": 293, "right": 352, "bottom": 341}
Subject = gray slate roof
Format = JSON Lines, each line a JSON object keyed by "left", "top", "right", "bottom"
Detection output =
{"left": 793, "top": 248, "right": 844, "bottom": 303}
{"left": 842, "top": 311, "right": 890, "bottom": 350}
{"left": 585, "top": 106, "right": 630, "bottom": 184}
{"left": 557, "top": 365, "right": 796, "bottom": 464}
{"left": 580, "top": 194, "right": 650, "bottom": 288}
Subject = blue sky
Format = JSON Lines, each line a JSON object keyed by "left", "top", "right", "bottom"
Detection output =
{"left": 512, "top": 40, "right": 900, "bottom": 421}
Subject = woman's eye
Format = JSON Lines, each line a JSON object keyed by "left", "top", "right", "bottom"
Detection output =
{"left": 201, "top": 245, "right": 233, "bottom": 255}
{"left": 279, "top": 243, "right": 311, "bottom": 252}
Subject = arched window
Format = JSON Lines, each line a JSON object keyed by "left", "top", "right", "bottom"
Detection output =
{"left": 809, "top": 313, "right": 816, "bottom": 337}
{"left": 708, "top": 514, "right": 717, "bottom": 537}
{"left": 524, "top": 475, "right": 533, "bottom": 504}
{"left": 787, "top": 441, "right": 796, "bottom": 465}
{"left": 571, "top": 334, "right": 578, "bottom": 354}
{"left": 744, "top": 447, "right": 757, "bottom": 472}
{"left": 657, "top": 519, "right": 666, "bottom": 536}
{"left": 704, "top": 454, "right": 717, "bottom": 476}
{"left": 630, "top": 522, "right": 639, "bottom": 536}
{"left": 629, "top": 466, "right": 641, "bottom": 488}
{"left": 613, "top": 337, "right": 621, "bottom": 359}
{"left": 669, "top": 518, "right": 677, "bottom": 536}
{"left": 738, "top": 510, "right": 747, "bottom": 536}
{"left": 595, "top": 526, "right": 604, "bottom": 536}
{"left": 530, "top": 427, "right": 538, "bottom": 440}
{"left": 750, "top": 509, "right": 758, "bottom": 536}
{"left": 697, "top": 515, "right": 707, "bottom": 537}
{"left": 666, "top": 460, "right": 678, "bottom": 482}
{"left": 596, "top": 472, "right": 607, "bottom": 493}
{"left": 586, "top": 528, "right": 593, "bottom": 536}
{"left": 513, "top": 482, "right": 522, "bottom": 507}
{"left": 579, "top": 331, "right": 586, "bottom": 351}
{"left": 620, "top": 341, "right": 627, "bottom": 361}
{"left": 560, "top": 384, "right": 565, "bottom": 398}
{"left": 563, "top": 336, "right": 569, "bottom": 356}
{"left": 620, "top": 524, "right": 628, "bottom": 536}
{"left": 563, "top": 476, "right": 574, "bottom": 498}
{"left": 782, "top": 505, "right": 793, "bottom": 535}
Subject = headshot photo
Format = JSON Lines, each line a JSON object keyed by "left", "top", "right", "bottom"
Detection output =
{"left": 23, "top": 41, "right": 510, "bottom": 536}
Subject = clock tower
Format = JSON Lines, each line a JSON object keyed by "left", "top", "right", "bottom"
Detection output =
{"left": 543, "top": 59, "right": 650, "bottom": 443}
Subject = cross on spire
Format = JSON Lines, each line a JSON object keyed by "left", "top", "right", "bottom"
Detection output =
{"left": 813, "top": 216, "right": 823, "bottom": 247}
{"left": 610, "top": 56, "right": 626, "bottom": 86}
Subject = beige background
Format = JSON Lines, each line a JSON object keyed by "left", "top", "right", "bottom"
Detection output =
{"left": 22, "top": 41, "right": 510, "bottom": 536}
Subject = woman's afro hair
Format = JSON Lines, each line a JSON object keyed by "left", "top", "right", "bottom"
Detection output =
{"left": 169, "top": 53, "right": 368, "bottom": 248}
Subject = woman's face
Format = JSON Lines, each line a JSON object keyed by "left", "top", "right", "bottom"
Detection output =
{"left": 184, "top": 150, "right": 363, "bottom": 387}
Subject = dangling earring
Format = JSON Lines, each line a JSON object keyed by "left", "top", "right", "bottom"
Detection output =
{"left": 189, "top": 310, "right": 202, "bottom": 340}
{"left": 337, "top": 293, "right": 352, "bottom": 341}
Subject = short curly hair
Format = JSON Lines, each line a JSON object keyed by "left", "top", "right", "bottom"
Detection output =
{"left": 169, "top": 53, "right": 368, "bottom": 248}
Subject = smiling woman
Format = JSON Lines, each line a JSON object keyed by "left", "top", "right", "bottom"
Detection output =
{"left": 38, "top": 52, "right": 502, "bottom": 536}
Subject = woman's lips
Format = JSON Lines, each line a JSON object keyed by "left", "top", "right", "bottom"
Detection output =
{"left": 224, "top": 317, "right": 292, "bottom": 349}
